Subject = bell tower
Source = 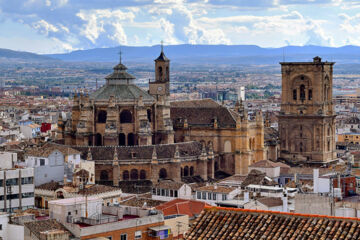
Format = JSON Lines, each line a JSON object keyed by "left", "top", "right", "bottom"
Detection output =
{"left": 278, "top": 56, "right": 336, "bottom": 164}
{"left": 149, "top": 42, "right": 170, "bottom": 96}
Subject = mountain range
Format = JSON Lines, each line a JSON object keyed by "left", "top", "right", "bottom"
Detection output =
{"left": 45, "top": 45, "right": 360, "bottom": 64}
{"left": 2, "top": 45, "right": 360, "bottom": 64}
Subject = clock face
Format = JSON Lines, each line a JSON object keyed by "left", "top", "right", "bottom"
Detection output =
{"left": 157, "top": 86, "right": 163, "bottom": 91}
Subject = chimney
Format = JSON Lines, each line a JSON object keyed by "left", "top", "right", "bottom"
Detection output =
{"left": 244, "top": 191, "right": 249, "bottom": 203}
{"left": 313, "top": 169, "right": 319, "bottom": 193}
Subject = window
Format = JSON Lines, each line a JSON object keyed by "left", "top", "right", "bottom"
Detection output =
{"left": 308, "top": 89, "right": 312, "bottom": 100}
{"left": 222, "top": 194, "right": 227, "bottom": 201}
{"left": 161, "top": 189, "right": 165, "bottom": 196}
{"left": 0, "top": 224, "right": 2, "bottom": 230}
{"left": 22, "top": 177, "right": 33, "bottom": 184}
{"left": 40, "top": 159, "right": 45, "bottom": 166}
{"left": 135, "top": 231, "right": 142, "bottom": 239}
{"left": 293, "top": 89, "right": 297, "bottom": 100}
{"left": 6, "top": 178, "right": 18, "bottom": 186}
{"left": 97, "top": 110, "right": 107, "bottom": 123}
{"left": 22, "top": 192, "right": 34, "bottom": 198}
{"left": 197, "top": 192, "right": 201, "bottom": 199}
{"left": 174, "top": 190, "right": 178, "bottom": 198}
{"left": 68, "top": 212, "right": 71, "bottom": 216}
{"left": 208, "top": 192, "right": 212, "bottom": 200}
{"left": 202, "top": 192, "right": 206, "bottom": 200}
{"left": 120, "top": 110, "right": 132, "bottom": 123}
{"left": 300, "top": 85, "right": 305, "bottom": 101}
{"left": 120, "top": 234, "right": 127, "bottom": 240}
{"left": 157, "top": 188, "right": 160, "bottom": 195}
{"left": 213, "top": 193, "right": 217, "bottom": 200}
{"left": 152, "top": 188, "right": 156, "bottom": 195}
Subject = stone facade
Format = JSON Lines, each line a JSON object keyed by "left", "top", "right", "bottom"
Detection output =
{"left": 57, "top": 49, "right": 265, "bottom": 182}
{"left": 278, "top": 56, "right": 336, "bottom": 164}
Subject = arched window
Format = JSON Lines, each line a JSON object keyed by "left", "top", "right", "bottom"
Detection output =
{"left": 100, "top": 170, "right": 108, "bottom": 181}
{"left": 159, "top": 168, "right": 167, "bottom": 179}
{"left": 180, "top": 167, "right": 183, "bottom": 177}
{"left": 97, "top": 110, "right": 107, "bottom": 123}
{"left": 95, "top": 133, "right": 102, "bottom": 146}
{"left": 123, "top": 170, "right": 129, "bottom": 180}
{"left": 293, "top": 89, "right": 297, "bottom": 100}
{"left": 300, "top": 84, "right": 306, "bottom": 101}
{"left": 128, "top": 133, "right": 135, "bottom": 146}
{"left": 328, "top": 140, "right": 330, "bottom": 151}
{"left": 184, "top": 166, "right": 189, "bottom": 176}
{"left": 147, "top": 109, "right": 152, "bottom": 122}
{"left": 158, "top": 66, "right": 163, "bottom": 80}
{"left": 119, "top": 133, "right": 126, "bottom": 146}
{"left": 140, "top": 170, "right": 146, "bottom": 180}
{"left": 130, "top": 169, "right": 138, "bottom": 180}
{"left": 120, "top": 110, "right": 133, "bottom": 123}
{"left": 190, "top": 166, "right": 194, "bottom": 176}
{"left": 308, "top": 89, "right": 312, "bottom": 100}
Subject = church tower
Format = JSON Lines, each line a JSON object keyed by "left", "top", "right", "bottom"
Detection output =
{"left": 149, "top": 44, "right": 174, "bottom": 144}
{"left": 278, "top": 56, "right": 336, "bottom": 164}
{"left": 149, "top": 43, "right": 170, "bottom": 96}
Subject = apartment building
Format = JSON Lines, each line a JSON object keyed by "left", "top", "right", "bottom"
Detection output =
{"left": 0, "top": 168, "right": 35, "bottom": 212}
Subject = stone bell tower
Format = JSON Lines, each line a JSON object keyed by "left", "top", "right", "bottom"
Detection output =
{"left": 149, "top": 43, "right": 174, "bottom": 144}
{"left": 278, "top": 56, "right": 336, "bottom": 164}
{"left": 149, "top": 42, "right": 170, "bottom": 96}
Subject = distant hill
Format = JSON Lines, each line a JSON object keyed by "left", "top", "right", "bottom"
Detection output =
{"left": 46, "top": 44, "right": 360, "bottom": 64}
{"left": 0, "top": 48, "right": 57, "bottom": 62}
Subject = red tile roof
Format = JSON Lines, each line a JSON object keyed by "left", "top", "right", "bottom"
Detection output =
{"left": 156, "top": 199, "right": 208, "bottom": 219}
{"left": 186, "top": 206, "right": 360, "bottom": 239}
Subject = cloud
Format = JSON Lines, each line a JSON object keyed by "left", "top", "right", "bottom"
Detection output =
{"left": 0, "top": 0, "right": 354, "bottom": 53}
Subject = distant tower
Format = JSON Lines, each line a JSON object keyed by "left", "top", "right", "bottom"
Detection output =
{"left": 278, "top": 56, "right": 336, "bottom": 164}
{"left": 149, "top": 41, "right": 170, "bottom": 96}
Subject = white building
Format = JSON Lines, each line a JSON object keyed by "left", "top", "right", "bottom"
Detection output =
{"left": 0, "top": 212, "right": 24, "bottom": 240}
{"left": 195, "top": 185, "right": 241, "bottom": 205}
{"left": 152, "top": 180, "right": 192, "bottom": 201}
{"left": 0, "top": 152, "right": 17, "bottom": 169}
{"left": 0, "top": 168, "right": 34, "bottom": 212}
{"left": 24, "top": 144, "right": 81, "bottom": 186}
{"left": 19, "top": 124, "right": 40, "bottom": 139}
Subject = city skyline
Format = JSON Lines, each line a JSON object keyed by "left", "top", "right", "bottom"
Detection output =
{"left": 1, "top": 0, "right": 360, "bottom": 54}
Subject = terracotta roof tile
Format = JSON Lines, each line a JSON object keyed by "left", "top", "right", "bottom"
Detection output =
{"left": 186, "top": 207, "right": 360, "bottom": 239}
{"left": 156, "top": 199, "right": 207, "bottom": 218}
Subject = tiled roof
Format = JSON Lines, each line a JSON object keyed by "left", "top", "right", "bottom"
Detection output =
{"left": 156, "top": 198, "right": 208, "bottom": 218}
{"left": 90, "top": 84, "right": 154, "bottom": 101}
{"left": 25, "top": 142, "right": 80, "bottom": 158}
{"left": 154, "top": 180, "right": 185, "bottom": 190}
{"left": 36, "top": 181, "right": 61, "bottom": 191}
{"left": 70, "top": 141, "right": 202, "bottom": 161}
{"left": 120, "top": 197, "right": 165, "bottom": 208}
{"left": 257, "top": 197, "right": 283, "bottom": 207}
{"left": 249, "top": 160, "right": 290, "bottom": 169}
{"left": 196, "top": 185, "right": 236, "bottom": 194}
{"left": 186, "top": 207, "right": 360, "bottom": 239}
{"left": 24, "top": 219, "right": 70, "bottom": 239}
{"left": 241, "top": 169, "right": 277, "bottom": 188}
{"left": 171, "top": 99, "right": 237, "bottom": 128}
{"left": 170, "top": 99, "right": 220, "bottom": 108}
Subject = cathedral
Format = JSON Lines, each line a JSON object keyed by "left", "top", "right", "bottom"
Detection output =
{"left": 57, "top": 48, "right": 265, "bottom": 185}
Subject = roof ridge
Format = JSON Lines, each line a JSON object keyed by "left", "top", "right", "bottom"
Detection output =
{"left": 205, "top": 206, "right": 360, "bottom": 221}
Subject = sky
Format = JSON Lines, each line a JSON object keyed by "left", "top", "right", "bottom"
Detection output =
{"left": 1, "top": 0, "right": 360, "bottom": 54}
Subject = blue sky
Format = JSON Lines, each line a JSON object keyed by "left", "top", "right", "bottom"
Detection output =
{"left": 0, "top": 0, "right": 360, "bottom": 53}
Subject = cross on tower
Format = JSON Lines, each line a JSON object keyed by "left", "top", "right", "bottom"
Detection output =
{"left": 118, "top": 49, "right": 122, "bottom": 64}
{"left": 161, "top": 40, "right": 164, "bottom": 52}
